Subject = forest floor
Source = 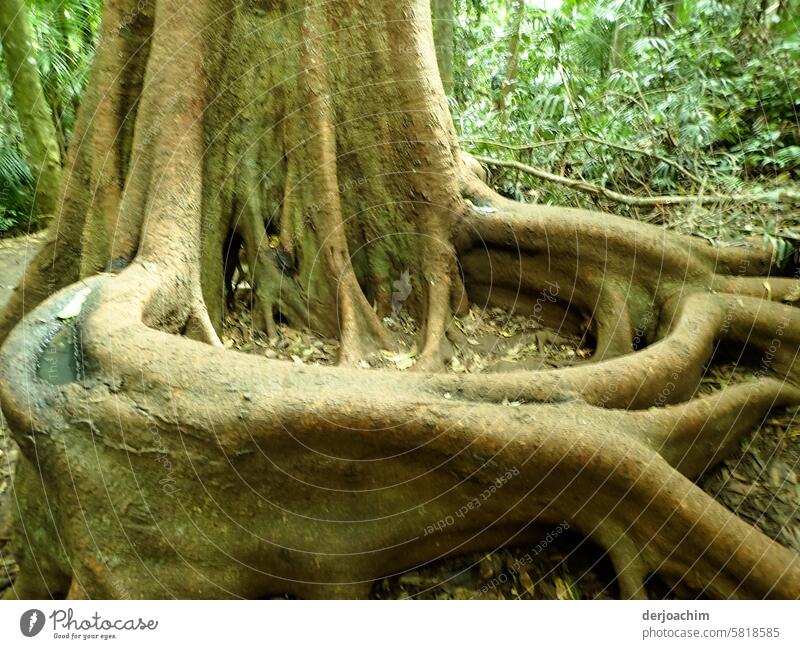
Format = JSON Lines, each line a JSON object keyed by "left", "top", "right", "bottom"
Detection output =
{"left": 0, "top": 228, "right": 798, "bottom": 599}
{"left": 0, "top": 232, "right": 43, "bottom": 593}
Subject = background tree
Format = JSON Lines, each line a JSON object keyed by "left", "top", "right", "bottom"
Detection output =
{"left": 432, "top": 0, "right": 455, "bottom": 93}
{"left": 496, "top": 0, "right": 525, "bottom": 112}
{"left": 0, "top": 0, "right": 99, "bottom": 234}
{"left": 0, "top": 0, "right": 61, "bottom": 226}
{"left": 0, "top": 0, "right": 799, "bottom": 600}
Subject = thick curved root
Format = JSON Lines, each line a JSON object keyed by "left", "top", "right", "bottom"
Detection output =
{"left": 2, "top": 163, "right": 799, "bottom": 600}
{"left": 1, "top": 260, "right": 799, "bottom": 599}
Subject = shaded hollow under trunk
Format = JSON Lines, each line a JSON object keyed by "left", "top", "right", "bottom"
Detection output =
{"left": 1, "top": 0, "right": 800, "bottom": 599}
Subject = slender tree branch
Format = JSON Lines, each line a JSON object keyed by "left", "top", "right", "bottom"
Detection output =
{"left": 471, "top": 154, "right": 800, "bottom": 207}
{"left": 462, "top": 135, "right": 705, "bottom": 185}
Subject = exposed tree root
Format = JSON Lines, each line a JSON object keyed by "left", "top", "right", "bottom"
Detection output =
{"left": 2, "top": 173, "right": 799, "bottom": 599}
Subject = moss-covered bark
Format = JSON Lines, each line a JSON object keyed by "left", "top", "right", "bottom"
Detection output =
{"left": 0, "top": 0, "right": 62, "bottom": 222}
{"left": 197, "top": 0, "right": 465, "bottom": 363}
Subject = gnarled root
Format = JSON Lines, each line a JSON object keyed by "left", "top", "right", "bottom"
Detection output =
{"left": 1, "top": 240, "right": 799, "bottom": 599}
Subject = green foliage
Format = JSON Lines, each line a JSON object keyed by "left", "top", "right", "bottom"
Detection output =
{"left": 0, "top": 0, "right": 100, "bottom": 235}
{"left": 452, "top": 0, "right": 800, "bottom": 209}
{"left": 0, "top": 105, "right": 31, "bottom": 233}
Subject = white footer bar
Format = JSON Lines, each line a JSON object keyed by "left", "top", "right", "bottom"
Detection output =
{"left": 1, "top": 600, "right": 797, "bottom": 648}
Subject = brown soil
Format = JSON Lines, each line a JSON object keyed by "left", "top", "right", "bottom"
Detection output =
{"left": 0, "top": 235, "right": 42, "bottom": 593}
{"left": 0, "top": 234, "right": 43, "bottom": 306}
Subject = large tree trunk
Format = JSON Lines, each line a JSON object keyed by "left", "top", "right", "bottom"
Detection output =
{"left": 0, "top": 0, "right": 62, "bottom": 223}
{"left": 1, "top": 0, "right": 799, "bottom": 600}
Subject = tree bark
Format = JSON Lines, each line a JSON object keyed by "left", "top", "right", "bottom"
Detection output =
{"left": 0, "top": 0, "right": 62, "bottom": 223}
{"left": 431, "top": 0, "right": 455, "bottom": 94}
{"left": 0, "top": 0, "right": 799, "bottom": 600}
